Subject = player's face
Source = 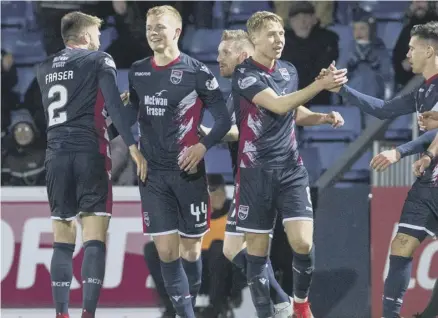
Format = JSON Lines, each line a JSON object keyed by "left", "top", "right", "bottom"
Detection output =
{"left": 407, "top": 36, "right": 433, "bottom": 74}
{"left": 252, "top": 21, "right": 285, "bottom": 60}
{"left": 85, "top": 25, "right": 100, "bottom": 51}
{"left": 217, "top": 40, "right": 244, "bottom": 78}
{"left": 146, "top": 14, "right": 181, "bottom": 53}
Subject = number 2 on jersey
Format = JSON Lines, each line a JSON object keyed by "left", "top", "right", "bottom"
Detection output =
{"left": 48, "top": 84, "right": 68, "bottom": 127}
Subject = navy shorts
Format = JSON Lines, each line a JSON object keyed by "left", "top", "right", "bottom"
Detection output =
{"left": 235, "top": 165, "right": 313, "bottom": 234}
{"left": 45, "top": 152, "right": 112, "bottom": 220}
{"left": 398, "top": 181, "right": 438, "bottom": 241}
{"left": 139, "top": 170, "right": 210, "bottom": 237}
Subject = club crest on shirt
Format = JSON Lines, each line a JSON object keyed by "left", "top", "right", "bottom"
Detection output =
{"left": 279, "top": 68, "right": 290, "bottom": 81}
{"left": 170, "top": 70, "right": 183, "bottom": 84}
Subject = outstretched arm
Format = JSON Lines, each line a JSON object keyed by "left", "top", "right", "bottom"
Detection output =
{"left": 295, "top": 106, "right": 344, "bottom": 128}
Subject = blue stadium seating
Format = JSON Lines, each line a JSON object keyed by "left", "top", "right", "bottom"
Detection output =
{"left": 377, "top": 21, "right": 404, "bottom": 51}
{"left": 201, "top": 109, "right": 215, "bottom": 128}
{"left": 300, "top": 106, "right": 362, "bottom": 142}
{"left": 14, "top": 67, "right": 36, "bottom": 101}
{"left": 1, "top": 1, "right": 27, "bottom": 27}
{"left": 100, "top": 26, "right": 118, "bottom": 52}
{"left": 204, "top": 146, "right": 233, "bottom": 182}
{"left": 359, "top": 1, "right": 409, "bottom": 20}
{"left": 10, "top": 30, "right": 46, "bottom": 65}
{"left": 328, "top": 24, "right": 354, "bottom": 63}
{"left": 307, "top": 142, "right": 371, "bottom": 181}
{"left": 228, "top": 1, "right": 271, "bottom": 24}
{"left": 228, "top": 24, "right": 247, "bottom": 31}
{"left": 181, "top": 24, "right": 196, "bottom": 53}
{"left": 189, "top": 29, "right": 223, "bottom": 62}
{"left": 300, "top": 147, "right": 322, "bottom": 185}
{"left": 385, "top": 114, "right": 413, "bottom": 140}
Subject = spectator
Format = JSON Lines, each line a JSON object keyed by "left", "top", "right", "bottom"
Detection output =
{"left": 282, "top": 1, "right": 339, "bottom": 105}
{"left": 392, "top": 0, "right": 437, "bottom": 87}
{"left": 338, "top": 10, "right": 393, "bottom": 103}
{"left": 1, "top": 109, "right": 45, "bottom": 186}
{"left": 34, "top": 1, "right": 107, "bottom": 55}
{"left": 105, "top": 1, "right": 152, "bottom": 68}
{"left": 1, "top": 50, "right": 20, "bottom": 135}
{"left": 274, "top": 1, "right": 334, "bottom": 28}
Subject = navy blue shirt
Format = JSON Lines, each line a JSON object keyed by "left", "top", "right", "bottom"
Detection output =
{"left": 128, "top": 53, "right": 230, "bottom": 171}
{"left": 36, "top": 48, "right": 135, "bottom": 156}
{"left": 231, "top": 57, "right": 301, "bottom": 169}
{"left": 340, "top": 74, "right": 438, "bottom": 186}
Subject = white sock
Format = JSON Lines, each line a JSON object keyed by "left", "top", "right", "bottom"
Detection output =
{"left": 294, "top": 296, "right": 308, "bottom": 303}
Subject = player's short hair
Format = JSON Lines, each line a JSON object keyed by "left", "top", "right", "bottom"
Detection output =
{"left": 246, "top": 11, "right": 284, "bottom": 37}
{"left": 411, "top": 21, "right": 438, "bottom": 43}
{"left": 61, "top": 11, "right": 102, "bottom": 44}
{"left": 221, "top": 29, "right": 254, "bottom": 52}
{"left": 147, "top": 5, "right": 182, "bottom": 28}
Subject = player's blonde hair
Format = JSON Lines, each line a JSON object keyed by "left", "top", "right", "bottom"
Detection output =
{"left": 61, "top": 11, "right": 102, "bottom": 43}
{"left": 147, "top": 5, "right": 183, "bottom": 28}
{"left": 221, "top": 29, "right": 254, "bottom": 53}
{"left": 246, "top": 11, "right": 284, "bottom": 37}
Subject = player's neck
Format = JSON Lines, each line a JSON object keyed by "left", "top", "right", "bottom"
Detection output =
{"left": 65, "top": 42, "right": 87, "bottom": 50}
{"left": 153, "top": 46, "right": 180, "bottom": 66}
{"left": 423, "top": 61, "right": 438, "bottom": 82}
{"left": 252, "top": 52, "right": 275, "bottom": 71}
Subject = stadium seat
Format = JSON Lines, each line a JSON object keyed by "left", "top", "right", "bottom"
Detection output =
{"left": 204, "top": 146, "right": 233, "bottom": 182}
{"left": 202, "top": 109, "right": 215, "bottom": 128}
{"left": 1, "top": 28, "right": 22, "bottom": 53}
{"left": 228, "top": 24, "right": 247, "bottom": 31}
{"left": 181, "top": 24, "right": 196, "bottom": 53}
{"left": 204, "top": 63, "right": 231, "bottom": 98}
{"left": 116, "top": 69, "right": 129, "bottom": 92}
{"left": 1, "top": 1, "right": 27, "bottom": 27}
{"left": 13, "top": 30, "right": 46, "bottom": 65}
{"left": 327, "top": 24, "right": 354, "bottom": 63}
{"left": 300, "top": 147, "right": 322, "bottom": 185}
{"left": 359, "top": 1, "right": 409, "bottom": 20}
{"left": 228, "top": 1, "right": 271, "bottom": 24}
{"left": 308, "top": 142, "right": 371, "bottom": 181}
{"left": 14, "top": 67, "right": 36, "bottom": 101}
{"left": 385, "top": 114, "right": 413, "bottom": 140}
{"left": 377, "top": 21, "right": 403, "bottom": 51}
{"left": 300, "top": 106, "right": 362, "bottom": 142}
{"left": 189, "top": 29, "right": 223, "bottom": 62}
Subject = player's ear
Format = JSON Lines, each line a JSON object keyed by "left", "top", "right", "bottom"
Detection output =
{"left": 174, "top": 27, "right": 182, "bottom": 41}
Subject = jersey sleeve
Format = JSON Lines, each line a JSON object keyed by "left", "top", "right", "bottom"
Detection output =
{"left": 339, "top": 85, "right": 417, "bottom": 119}
{"left": 96, "top": 54, "right": 136, "bottom": 146}
{"left": 231, "top": 67, "right": 268, "bottom": 102}
{"left": 195, "top": 63, "right": 231, "bottom": 150}
{"left": 226, "top": 95, "right": 236, "bottom": 125}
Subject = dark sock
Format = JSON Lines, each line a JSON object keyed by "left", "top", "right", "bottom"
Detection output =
{"left": 182, "top": 257, "right": 202, "bottom": 308}
{"left": 267, "top": 260, "right": 290, "bottom": 305}
{"left": 292, "top": 247, "right": 315, "bottom": 300}
{"left": 51, "top": 242, "right": 75, "bottom": 315}
{"left": 232, "top": 248, "right": 248, "bottom": 273}
{"left": 246, "top": 254, "right": 274, "bottom": 318}
{"left": 421, "top": 278, "right": 438, "bottom": 317}
{"left": 382, "top": 255, "right": 413, "bottom": 317}
{"left": 161, "top": 259, "right": 195, "bottom": 318}
{"left": 81, "top": 240, "right": 106, "bottom": 316}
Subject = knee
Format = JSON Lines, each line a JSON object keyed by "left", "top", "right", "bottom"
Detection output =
{"left": 390, "top": 233, "right": 420, "bottom": 257}
{"left": 223, "top": 241, "right": 242, "bottom": 262}
{"left": 246, "top": 233, "right": 270, "bottom": 256}
{"left": 53, "top": 220, "right": 76, "bottom": 244}
{"left": 290, "top": 239, "right": 313, "bottom": 255}
{"left": 180, "top": 237, "right": 202, "bottom": 261}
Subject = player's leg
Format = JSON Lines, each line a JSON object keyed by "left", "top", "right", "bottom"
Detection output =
{"left": 236, "top": 168, "right": 276, "bottom": 318}
{"left": 46, "top": 154, "right": 77, "bottom": 318}
{"left": 224, "top": 199, "right": 291, "bottom": 317}
{"left": 174, "top": 172, "right": 210, "bottom": 308}
{"left": 382, "top": 184, "right": 437, "bottom": 317}
{"left": 141, "top": 172, "right": 195, "bottom": 318}
{"left": 278, "top": 166, "right": 315, "bottom": 317}
{"left": 75, "top": 153, "right": 112, "bottom": 318}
